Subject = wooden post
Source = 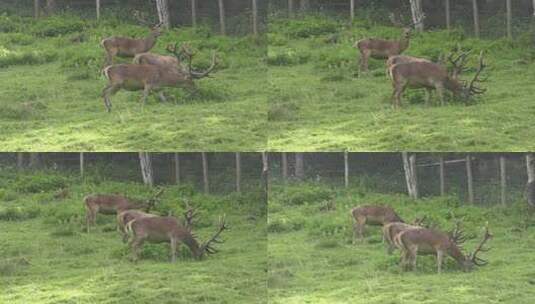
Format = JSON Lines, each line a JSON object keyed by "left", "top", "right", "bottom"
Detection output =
{"left": 445, "top": 0, "right": 450, "bottom": 30}
{"left": 472, "top": 0, "right": 480, "bottom": 38}
{"left": 526, "top": 153, "right": 535, "bottom": 209}
{"left": 527, "top": 153, "right": 535, "bottom": 183}
{"left": 96, "top": 0, "right": 100, "bottom": 20}
{"left": 174, "top": 153, "right": 180, "bottom": 184}
{"left": 202, "top": 152, "right": 209, "bottom": 193}
{"left": 252, "top": 0, "right": 258, "bottom": 36}
{"left": 191, "top": 0, "right": 197, "bottom": 26}
{"left": 281, "top": 153, "right": 288, "bottom": 182}
{"left": 500, "top": 155, "right": 506, "bottom": 206}
{"left": 235, "top": 152, "right": 241, "bottom": 193}
{"left": 262, "top": 152, "right": 269, "bottom": 203}
{"left": 218, "top": 0, "right": 226, "bottom": 35}
{"left": 288, "top": 0, "right": 294, "bottom": 18}
{"left": 533, "top": 0, "right": 535, "bottom": 17}
{"left": 17, "top": 153, "right": 23, "bottom": 169}
{"left": 344, "top": 151, "right": 349, "bottom": 188}
{"left": 34, "top": 0, "right": 40, "bottom": 18}
{"left": 466, "top": 155, "right": 474, "bottom": 204}
{"left": 80, "top": 152, "right": 84, "bottom": 178}
{"left": 350, "top": 0, "right": 355, "bottom": 22}
{"left": 295, "top": 153, "right": 304, "bottom": 180}
{"left": 439, "top": 156, "right": 445, "bottom": 196}
{"left": 506, "top": 0, "right": 512, "bottom": 39}
{"left": 402, "top": 152, "right": 418, "bottom": 199}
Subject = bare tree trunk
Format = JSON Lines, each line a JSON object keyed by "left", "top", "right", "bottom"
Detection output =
{"left": 402, "top": 152, "right": 418, "bottom": 199}
{"left": 218, "top": 0, "right": 226, "bottom": 35}
{"left": 262, "top": 152, "right": 269, "bottom": 203}
{"left": 281, "top": 153, "right": 288, "bottom": 182}
{"left": 526, "top": 153, "right": 535, "bottom": 209}
{"left": 174, "top": 153, "right": 180, "bottom": 184}
{"left": 409, "top": 0, "right": 425, "bottom": 32}
{"left": 295, "top": 153, "right": 304, "bottom": 180}
{"left": 533, "top": 0, "right": 535, "bottom": 17}
{"left": 466, "top": 155, "right": 474, "bottom": 204}
{"left": 500, "top": 155, "right": 506, "bottom": 206}
{"left": 156, "top": 0, "right": 170, "bottom": 29}
{"left": 17, "top": 153, "right": 24, "bottom": 169}
{"left": 96, "top": 0, "right": 100, "bottom": 20}
{"left": 445, "top": 0, "right": 450, "bottom": 30}
{"left": 439, "top": 156, "right": 445, "bottom": 196}
{"left": 139, "top": 152, "right": 154, "bottom": 187}
{"left": 202, "top": 152, "right": 209, "bottom": 193}
{"left": 45, "top": 0, "right": 55, "bottom": 15}
{"left": 527, "top": 153, "right": 535, "bottom": 183}
{"left": 191, "top": 0, "right": 197, "bottom": 26}
{"left": 350, "top": 0, "right": 355, "bottom": 22}
{"left": 288, "top": 0, "right": 294, "bottom": 18}
{"left": 472, "top": 0, "right": 480, "bottom": 38}
{"left": 300, "top": 0, "right": 309, "bottom": 12}
{"left": 80, "top": 152, "right": 84, "bottom": 178}
{"left": 252, "top": 0, "right": 258, "bottom": 36}
{"left": 235, "top": 152, "right": 241, "bottom": 193}
{"left": 344, "top": 151, "right": 349, "bottom": 188}
{"left": 506, "top": 0, "right": 512, "bottom": 39}
{"left": 34, "top": 0, "right": 40, "bottom": 18}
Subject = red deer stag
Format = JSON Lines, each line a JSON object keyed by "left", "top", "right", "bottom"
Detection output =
{"left": 84, "top": 188, "right": 164, "bottom": 232}
{"left": 126, "top": 215, "right": 227, "bottom": 263}
{"left": 394, "top": 224, "right": 492, "bottom": 273}
{"left": 390, "top": 51, "right": 486, "bottom": 108}
{"left": 101, "top": 13, "right": 163, "bottom": 66}
{"left": 102, "top": 47, "right": 217, "bottom": 112}
{"left": 350, "top": 205, "right": 404, "bottom": 243}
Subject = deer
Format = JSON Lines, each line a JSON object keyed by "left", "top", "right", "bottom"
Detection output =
{"left": 350, "top": 205, "right": 404, "bottom": 243}
{"left": 385, "top": 55, "right": 432, "bottom": 78}
{"left": 390, "top": 50, "right": 487, "bottom": 108}
{"left": 132, "top": 43, "right": 190, "bottom": 68}
{"left": 393, "top": 223, "right": 492, "bottom": 273}
{"left": 382, "top": 216, "right": 427, "bottom": 254}
{"left": 126, "top": 214, "right": 228, "bottom": 263}
{"left": 101, "top": 46, "right": 218, "bottom": 112}
{"left": 101, "top": 12, "right": 163, "bottom": 66}
{"left": 84, "top": 188, "right": 164, "bottom": 232}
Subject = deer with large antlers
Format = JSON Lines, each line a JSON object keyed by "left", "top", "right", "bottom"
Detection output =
{"left": 126, "top": 214, "right": 227, "bottom": 263}
{"left": 101, "top": 46, "right": 218, "bottom": 112}
{"left": 84, "top": 188, "right": 164, "bottom": 232}
{"left": 389, "top": 51, "right": 487, "bottom": 108}
{"left": 394, "top": 224, "right": 492, "bottom": 273}
{"left": 350, "top": 205, "right": 404, "bottom": 243}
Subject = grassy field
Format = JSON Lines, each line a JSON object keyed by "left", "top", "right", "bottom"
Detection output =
{"left": 268, "top": 182, "right": 535, "bottom": 304}
{"left": 0, "top": 170, "right": 267, "bottom": 304}
{"left": 267, "top": 16, "right": 535, "bottom": 151}
{"left": 0, "top": 15, "right": 267, "bottom": 151}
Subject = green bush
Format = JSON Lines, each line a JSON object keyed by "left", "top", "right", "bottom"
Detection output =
{"left": 267, "top": 217, "right": 304, "bottom": 233}
{"left": 0, "top": 206, "right": 40, "bottom": 221}
{"left": 267, "top": 48, "right": 309, "bottom": 66}
{"left": 279, "top": 183, "right": 334, "bottom": 205}
{"left": 0, "top": 14, "right": 22, "bottom": 33}
{"left": 0, "top": 48, "right": 57, "bottom": 68}
{"left": 273, "top": 16, "right": 340, "bottom": 38}
{"left": 13, "top": 173, "right": 68, "bottom": 193}
{"left": 30, "top": 15, "right": 86, "bottom": 37}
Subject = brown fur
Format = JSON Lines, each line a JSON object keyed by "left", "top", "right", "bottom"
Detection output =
{"left": 116, "top": 210, "right": 156, "bottom": 243}
{"left": 382, "top": 222, "right": 422, "bottom": 254}
{"left": 354, "top": 28, "right": 411, "bottom": 73}
{"left": 133, "top": 52, "right": 180, "bottom": 68}
{"left": 101, "top": 26, "right": 162, "bottom": 66}
{"left": 350, "top": 205, "right": 404, "bottom": 243}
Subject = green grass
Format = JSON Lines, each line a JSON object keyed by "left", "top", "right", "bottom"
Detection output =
{"left": 268, "top": 182, "right": 535, "bottom": 304}
{"left": 0, "top": 169, "right": 267, "bottom": 303}
{"left": 267, "top": 16, "right": 535, "bottom": 151}
{"left": 0, "top": 15, "right": 267, "bottom": 151}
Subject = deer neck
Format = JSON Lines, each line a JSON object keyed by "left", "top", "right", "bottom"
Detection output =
{"left": 399, "top": 35, "right": 410, "bottom": 53}
{"left": 144, "top": 32, "right": 158, "bottom": 51}
{"left": 448, "top": 243, "right": 466, "bottom": 264}
{"left": 183, "top": 233, "right": 201, "bottom": 257}
{"left": 445, "top": 77, "right": 463, "bottom": 94}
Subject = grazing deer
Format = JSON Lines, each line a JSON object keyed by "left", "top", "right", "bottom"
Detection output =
{"left": 390, "top": 51, "right": 486, "bottom": 108}
{"left": 394, "top": 224, "right": 492, "bottom": 273}
{"left": 350, "top": 205, "right": 404, "bottom": 243}
{"left": 382, "top": 216, "right": 426, "bottom": 254}
{"left": 117, "top": 210, "right": 157, "bottom": 243}
{"left": 101, "top": 48, "right": 218, "bottom": 112}
{"left": 132, "top": 43, "right": 190, "bottom": 68}
{"left": 385, "top": 55, "right": 431, "bottom": 78}
{"left": 84, "top": 188, "right": 164, "bottom": 232}
{"left": 126, "top": 215, "right": 227, "bottom": 263}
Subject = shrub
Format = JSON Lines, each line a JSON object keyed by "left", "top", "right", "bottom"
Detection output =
{"left": 13, "top": 173, "right": 68, "bottom": 193}
{"left": 267, "top": 48, "right": 309, "bottom": 66}
{"left": 30, "top": 15, "right": 86, "bottom": 37}
{"left": 0, "top": 206, "right": 40, "bottom": 221}
{"left": 0, "top": 14, "right": 22, "bottom": 33}
{"left": 275, "top": 16, "right": 340, "bottom": 38}
{"left": 267, "top": 217, "right": 304, "bottom": 233}
{"left": 0, "top": 48, "right": 57, "bottom": 68}
{"left": 279, "top": 183, "right": 334, "bottom": 205}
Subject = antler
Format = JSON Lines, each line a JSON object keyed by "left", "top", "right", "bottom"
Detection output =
{"left": 470, "top": 223, "right": 492, "bottom": 266}
{"left": 190, "top": 52, "right": 218, "bottom": 79}
{"left": 447, "top": 45, "right": 472, "bottom": 79}
{"left": 183, "top": 200, "right": 198, "bottom": 230}
{"left": 450, "top": 220, "right": 467, "bottom": 245}
{"left": 200, "top": 215, "right": 228, "bottom": 255}
{"left": 467, "top": 51, "right": 487, "bottom": 95}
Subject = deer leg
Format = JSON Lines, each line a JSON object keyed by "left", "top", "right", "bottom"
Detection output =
{"left": 393, "top": 80, "right": 406, "bottom": 109}
{"left": 141, "top": 85, "right": 152, "bottom": 109}
{"left": 437, "top": 250, "right": 444, "bottom": 274}
{"left": 359, "top": 51, "right": 370, "bottom": 74}
{"left": 410, "top": 246, "right": 418, "bottom": 271}
{"left": 130, "top": 237, "right": 144, "bottom": 263}
{"left": 435, "top": 84, "right": 445, "bottom": 106}
{"left": 425, "top": 88, "right": 433, "bottom": 106}
{"left": 170, "top": 237, "right": 178, "bottom": 263}
{"left": 102, "top": 84, "right": 120, "bottom": 113}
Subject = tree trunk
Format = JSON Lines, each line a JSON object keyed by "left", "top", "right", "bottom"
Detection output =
{"left": 526, "top": 153, "right": 535, "bottom": 209}
{"left": 506, "top": 0, "right": 512, "bottom": 39}
{"left": 527, "top": 153, "right": 535, "bottom": 183}
{"left": 445, "top": 0, "right": 450, "bottom": 30}
{"left": 156, "top": 0, "right": 170, "bottom": 29}
{"left": 96, "top": 0, "right": 100, "bottom": 20}
{"left": 34, "top": 0, "right": 40, "bottom": 18}
{"left": 466, "top": 155, "right": 474, "bottom": 204}
{"left": 439, "top": 156, "right": 445, "bottom": 195}
{"left": 281, "top": 153, "right": 288, "bottom": 182}
{"left": 350, "top": 0, "right": 355, "bottom": 22}
{"left": 409, "top": 0, "right": 425, "bottom": 32}
{"left": 139, "top": 152, "right": 154, "bottom": 187}
{"left": 235, "top": 152, "right": 241, "bottom": 193}
{"left": 344, "top": 151, "right": 349, "bottom": 188}
{"left": 472, "top": 0, "right": 480, "bottom": 38}
{"left": 80, "top": 152, "right": 84, "bottom": 178}
{"left": 500, "top": 156, "right": 506, "bottom": 206}
{"left": 191, "top": 0, "right": 197, "bottom": 26}
{"left": 295, "top": 153, "right": 304, "bottom": 180}
{"left": 533, "top": 0, "right": 535, "bottom": 17}
{"left": 174, "top": 153, "right": 180, "bottom": 184}
{"left": 17, "top": 153, "right": 24, "bottom": 169}
{"left": 202, "top": 152, "right": 209, "bottom": 193}
{"left": 402, "top": 152, "right": 418, "bottom": 199}
{"left": 262, "top": 152, "right": 269, "bottom": 204}
{"left": 300, "top": 0, "right": 309, "bottom": 11}
{"left": 252, "top": 0, "right": 258, "bottom": 36}
{"left": 288, "top": 0, "right": 294, "bottom": 18}
{"left": 218, "top": 0, "right": 226, "bottom": 35}
{"left": 45, "top": 0, "right": 55, "bottom": 15}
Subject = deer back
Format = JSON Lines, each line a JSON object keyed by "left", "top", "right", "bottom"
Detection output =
{"left": 352, "top": 205, "right": 404, "bottom": 225}
{"left": 133, "top": 52, "right": 180, "bottom": 67}
{"left": 391, "top": 61, "right": 452, "bottom": 88}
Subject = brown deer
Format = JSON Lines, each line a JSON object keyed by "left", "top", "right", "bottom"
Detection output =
{"left": 84, "top": 188, "right": 164, "bottom": 232}
{"left": 382, "top": 216, "right": 426, "bottom": 254}
{"left": 394, "top": 224, "right": 492, "bottom": 273}
{"left": 101, "top": 49, "right": 217, "bottom": 112}
{"left": 117, "top": 210, "right": 157, "bottom": 243}
{"left": 350, "top": 205, "right": 404, "bottom": 243}
{"left": 126, "top": 214, "right": 227, "bottom": 263}
{"left": 390, "top": 51, "right": 486, "bottom": 108}
{"left": 385, "top": 55, "right": 431, "bottom": 78}
{"left": 132, "top": 43, "right": 190, "bottom": 68}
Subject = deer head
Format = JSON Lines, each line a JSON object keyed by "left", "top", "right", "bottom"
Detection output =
{"left": 134, "top": 11, "right": 163, "bottom": 37}
{"left": 197, "top": 215, "right": 228, "bottom": 259}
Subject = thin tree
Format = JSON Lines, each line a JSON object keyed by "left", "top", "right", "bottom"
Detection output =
{"left": 235, "top": 152, "right": 241, "bottom": 193}
{"left": 350, "top": 0, "right": 355, "bottom": 22}
{"left": 156, "top": 0, "right": 170, "bottom": 29}
{"left": 402, "top": 152, "right": 418, "bottom": 199}
{"left": 218, "top": 0, "right": 226, "bottom": 35}
{"left": 500, "top": 155, "right": 506, "bottom": 206}
{"left": 526, "top": 153, "right": 535, "bottom": 211}
{"left": 506, "top": 0, "right": 512, "bottom": 39}
{"left": 191, "top": 0, "right": 197, "bottom": 26}
{"left": 139, "top": 152, "right": 154, "bottom": 187}
{"left": 174, "top": 153, "right": 180, "bottom": 184}
{"left": 445, "top": 0, "right": 451, "bottom": 30}
{"left": 288, "top": 0, "right": 295, "bottom": 18}
{"left": 17, "top": 153, "right": 24, "bottom": 170}
{"left": 96, "top": 0, "right": 100, "bottom": 20}
{"left": 34, "top": 0, "right": 40, "bottom": 18}
{"left": 409, "top": 0, "right": 425, "bottom": 32}
{"left": 281, "top": 153, "right": 288, "bottom": 182}
{"left": 252, "top": 0, "right": 258, "bottom": 36}
{"left": 295, "top": 153, "right": 304, "bottom": 180}
{"left": 472, "top": 0, "right": 480, "bottom": 38}
{"left": 466, "top": 155, "right": 474, "bottom": 204}
{"left": 202, "top": 152, "right": 209, "bottom": 193}
{"left": 45, "top": 0, "right": 55, "bottom": 15}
